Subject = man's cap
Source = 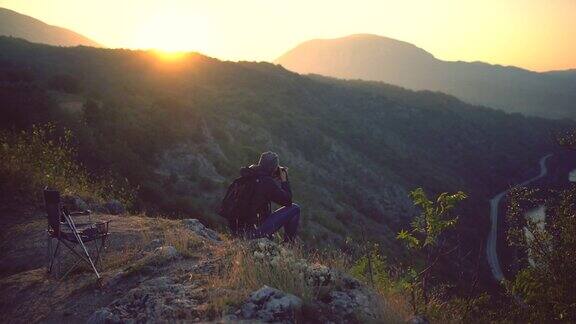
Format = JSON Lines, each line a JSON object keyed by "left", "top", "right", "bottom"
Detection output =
{"left": 257, "top": 151, "right": 279, "bottom": 174}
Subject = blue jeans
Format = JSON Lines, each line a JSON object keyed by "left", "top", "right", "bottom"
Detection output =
{"left": 252, "top": 203, "right": 300, "bottom": 242}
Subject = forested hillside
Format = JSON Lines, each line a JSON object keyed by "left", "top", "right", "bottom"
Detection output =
{"left": 0, "top": 36, "right": 572, "bottom": 285}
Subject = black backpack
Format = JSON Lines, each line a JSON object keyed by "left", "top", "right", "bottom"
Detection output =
{"left": 218, "top": 175, "right": 258, "bottom": 233}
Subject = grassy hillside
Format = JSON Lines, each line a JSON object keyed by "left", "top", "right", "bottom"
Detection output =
{"left": 0, "top": 36, "right": 572, "bottom": 288}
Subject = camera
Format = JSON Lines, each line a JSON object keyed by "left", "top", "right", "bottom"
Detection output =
{"left": 275, "top": 166, "right": 288, "bottom": 178}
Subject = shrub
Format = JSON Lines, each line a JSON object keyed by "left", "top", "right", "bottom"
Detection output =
{"left": 0, "top": 124, "right": 132, "bottom": 204}
{"left": 350, "top": 243, "right": 392, "bottom": 292}
{"left": 396, "top": 188, "right": 467, "bottom": 314}
{"left": 506, "top": 185, "right": 576, "bottom": 322}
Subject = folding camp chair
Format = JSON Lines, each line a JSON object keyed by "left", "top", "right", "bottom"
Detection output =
{"left": 44, "top": 189, "right": 110, "bottom": 279}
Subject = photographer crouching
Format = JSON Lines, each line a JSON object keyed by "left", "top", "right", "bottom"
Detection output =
{"left": 219, "top": 151, "right": 300, "bottom": 242}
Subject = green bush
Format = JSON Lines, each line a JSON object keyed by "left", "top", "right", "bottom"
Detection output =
{"left": 0, "top": 124, "right": 131, "bottom": 204}
{"left": 350, "top": 244, "right": 392, "bottom": 292}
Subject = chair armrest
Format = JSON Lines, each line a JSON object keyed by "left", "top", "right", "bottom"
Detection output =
{"left": 72, "top": 220, "right": 109, "bottom": 227}
{"left": 69, "top": 210, "right": 91, "bottom": 216}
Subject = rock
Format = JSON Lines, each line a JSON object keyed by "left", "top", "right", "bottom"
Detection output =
{"left": 106, "top": 277, "right": 200, "bottom": 322}
{"left": 221, "top": 314, "right": 239, "bottom": 322}
{"left": 88, "top": 202, "right": 110, "bottom": 214}
{"left": 239, "top": 285, "right": 302, "bottom": 323}
{"left": 154, "top": 245, "right": 179, "bottom": 259}
{"left": 124, "top": 245, "right": 179, "bottom": 273}
{"left": 408, "top": 315, "right": 430, "bottom": 324}
{"left": 144, "top": 238, "right": 165, "bottom": 252}
{"left": 304, "top": 263, "right": 334, "bottom": 286}
{"left": 105, "top": 271, "right": 126, "bottom": 288}
{"left": 62, "top": 195, "right": 89, "bottom": 211}
{"left": 315, "top": 284, "right": 378, "bottom": 323}
{"left": 242, "top": 239, "right": 384, "bottom": 323}
{"left": 342, "top": 275, "right": 362, "bottom": 289}
{"left": 104, "top": 199, "right": 125, "bottom": 215}
{"left": 182, "top": 219, "right": 220, "bottom": 241}
{"left": 86, "top": 308, "right": 121, "bottom": 324}
{"left": 250, "top": 238, "right": 294, "bottom": 261}
{"left": 327, "top": 291, "right": 356, "bottom": 317}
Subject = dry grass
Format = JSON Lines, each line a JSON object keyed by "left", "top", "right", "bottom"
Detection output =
{"left": 203, "top": 240, "right": 407, "bottom": 323}
{"left": 373, "top": 290, "right": 414, "bottom": 323}
{"left": 101, "top": 215, "right": 197, "bottom": 271}
{"left": 100, "top": 230, "right": 152, "bottom": 271}
{"left": 292, "top": 245, "right": 409, "bottom": 322}
{"left": 203, "top": 240, "right": 316, "bottom": 318}
{"left": 101, "top": 215, "right": 207, "bottom": 274}
{"left": 235, "top": 246, "right": 315, "bottom": 301}
{"left": 163, "top": 227, "right": 204, "bottom": 257}
{"left": 97, "top": 216, "right": 409, "bottom": 323}
{"left": 307, "top": 247, "right": 353, "bottom": 273}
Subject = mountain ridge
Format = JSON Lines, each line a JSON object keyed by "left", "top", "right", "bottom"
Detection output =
{"left": 0, "top": 7, "right": 100, "bottom": 47}
{"left": 276, "top": 34, "right": 576, "bottom": 119}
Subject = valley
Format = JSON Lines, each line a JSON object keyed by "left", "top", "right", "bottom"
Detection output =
{"left": 487, "top": 154, "right": 552, "bottom": 282}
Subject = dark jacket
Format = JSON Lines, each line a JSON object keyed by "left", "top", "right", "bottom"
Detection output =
{"left": 239, "top": 165, "right": 292, "bottom": 229}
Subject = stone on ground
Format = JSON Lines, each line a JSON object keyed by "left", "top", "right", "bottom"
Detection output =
{"left": 182, "top": 218, "right": 221, "bottom": 241}
{"left": 239, "top": 285, "right": 303, "bottom": 323}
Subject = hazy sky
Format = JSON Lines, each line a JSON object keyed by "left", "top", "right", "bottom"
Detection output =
{"left": 1, "top": 0, "right": 575, "bottom": 71}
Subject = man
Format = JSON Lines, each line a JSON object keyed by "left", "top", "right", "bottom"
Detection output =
{"left": 236, "top": 151, "right": 300, "bottom": 242}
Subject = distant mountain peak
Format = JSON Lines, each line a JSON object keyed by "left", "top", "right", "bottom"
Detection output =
{"left": 0, "top": 7, "right": 100, "bottom": 47}
{"left": 276, "top": 33, "right": 576, "bottom": 120}
{"left": 277, "top": 34, "right": 436, "bottom": 66}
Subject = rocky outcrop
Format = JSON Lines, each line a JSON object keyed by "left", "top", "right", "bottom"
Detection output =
{"left": 230, "top": 286, "right": 303, "bottom": 323}
{"left": 408, "top": 315, "right": 430, "bottom": 324}
{"left": 234, "top": 239, "right": 382, "bottom": 323}
{"left": 85, "top": 223, "right": 390, "bottom": 324}
{"left": 104, "top": 277, "right": 202, "bottom": 323}
{"left": 86, "top": 308, "right": 121, "bottom": 324}
{"left": 104, "top": 199, "right": 125, "bottom": 215}
{"left": 153, "top": 245, "right": 179, "bottom": 259}
{"left": 182, "top": 218, "right": 221, "bottom": 242}
{"left": 62, "top": 195, "right": 90, "bottom": 211}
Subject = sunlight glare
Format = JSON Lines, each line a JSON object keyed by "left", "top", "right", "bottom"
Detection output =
{"left": 153, "top": 49, "right": 186, "bottom": 62}
{"left": 133, "top": 9, "right": 209, "bottom": 54}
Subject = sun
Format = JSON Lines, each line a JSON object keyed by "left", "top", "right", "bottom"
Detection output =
{"left": 133, "top": 10, "right": 209, "bottom": 54}
{"left": 151, "top": 49, "right": 187, "bottom": 62}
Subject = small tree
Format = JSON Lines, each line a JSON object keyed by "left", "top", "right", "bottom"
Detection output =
{"left": 350, "top": 243, "right": 391, "bottom": 292}
{"left": 397, "top": 188, "right": 467, "bottom": 313}
{"left": 506, "top": 183, "right": 576, "bottom": 322}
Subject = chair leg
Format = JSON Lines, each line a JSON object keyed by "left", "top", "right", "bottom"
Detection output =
{"left": 47, "top": 235, "right": 52, "bottom": 271}
{"left": 60, "top": 238, "right": 101, "bottom": 279}
{"left": 48, "top": 238, "right": 61, "bottom": 276}
{"left": 92, "top": 238, "right": 103, "bottom": 270}
{"left": 78, "top": 238, "right": 100, "bottom": 278}
{"left": 64, "top": 214, "right": 101, "bottom": 278}
{"left": 61, "top": 258, "right": 82, "bottom": 280}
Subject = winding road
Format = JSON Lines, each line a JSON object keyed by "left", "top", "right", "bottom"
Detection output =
{"left": 486, "top": 154, "right": 552, "bottom": 282}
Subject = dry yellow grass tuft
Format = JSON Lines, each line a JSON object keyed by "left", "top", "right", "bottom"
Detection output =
{"left": 101, "top": 230, "right": 152, "bottom": 271}
{"left": 202, "top": 239, "right": 407, "bottom": 323}
{"left": 163, "top": 227, "right": 204, "bottom": 257}
{"left": 202, "top": 240, "right": 314, "bottom": 318}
